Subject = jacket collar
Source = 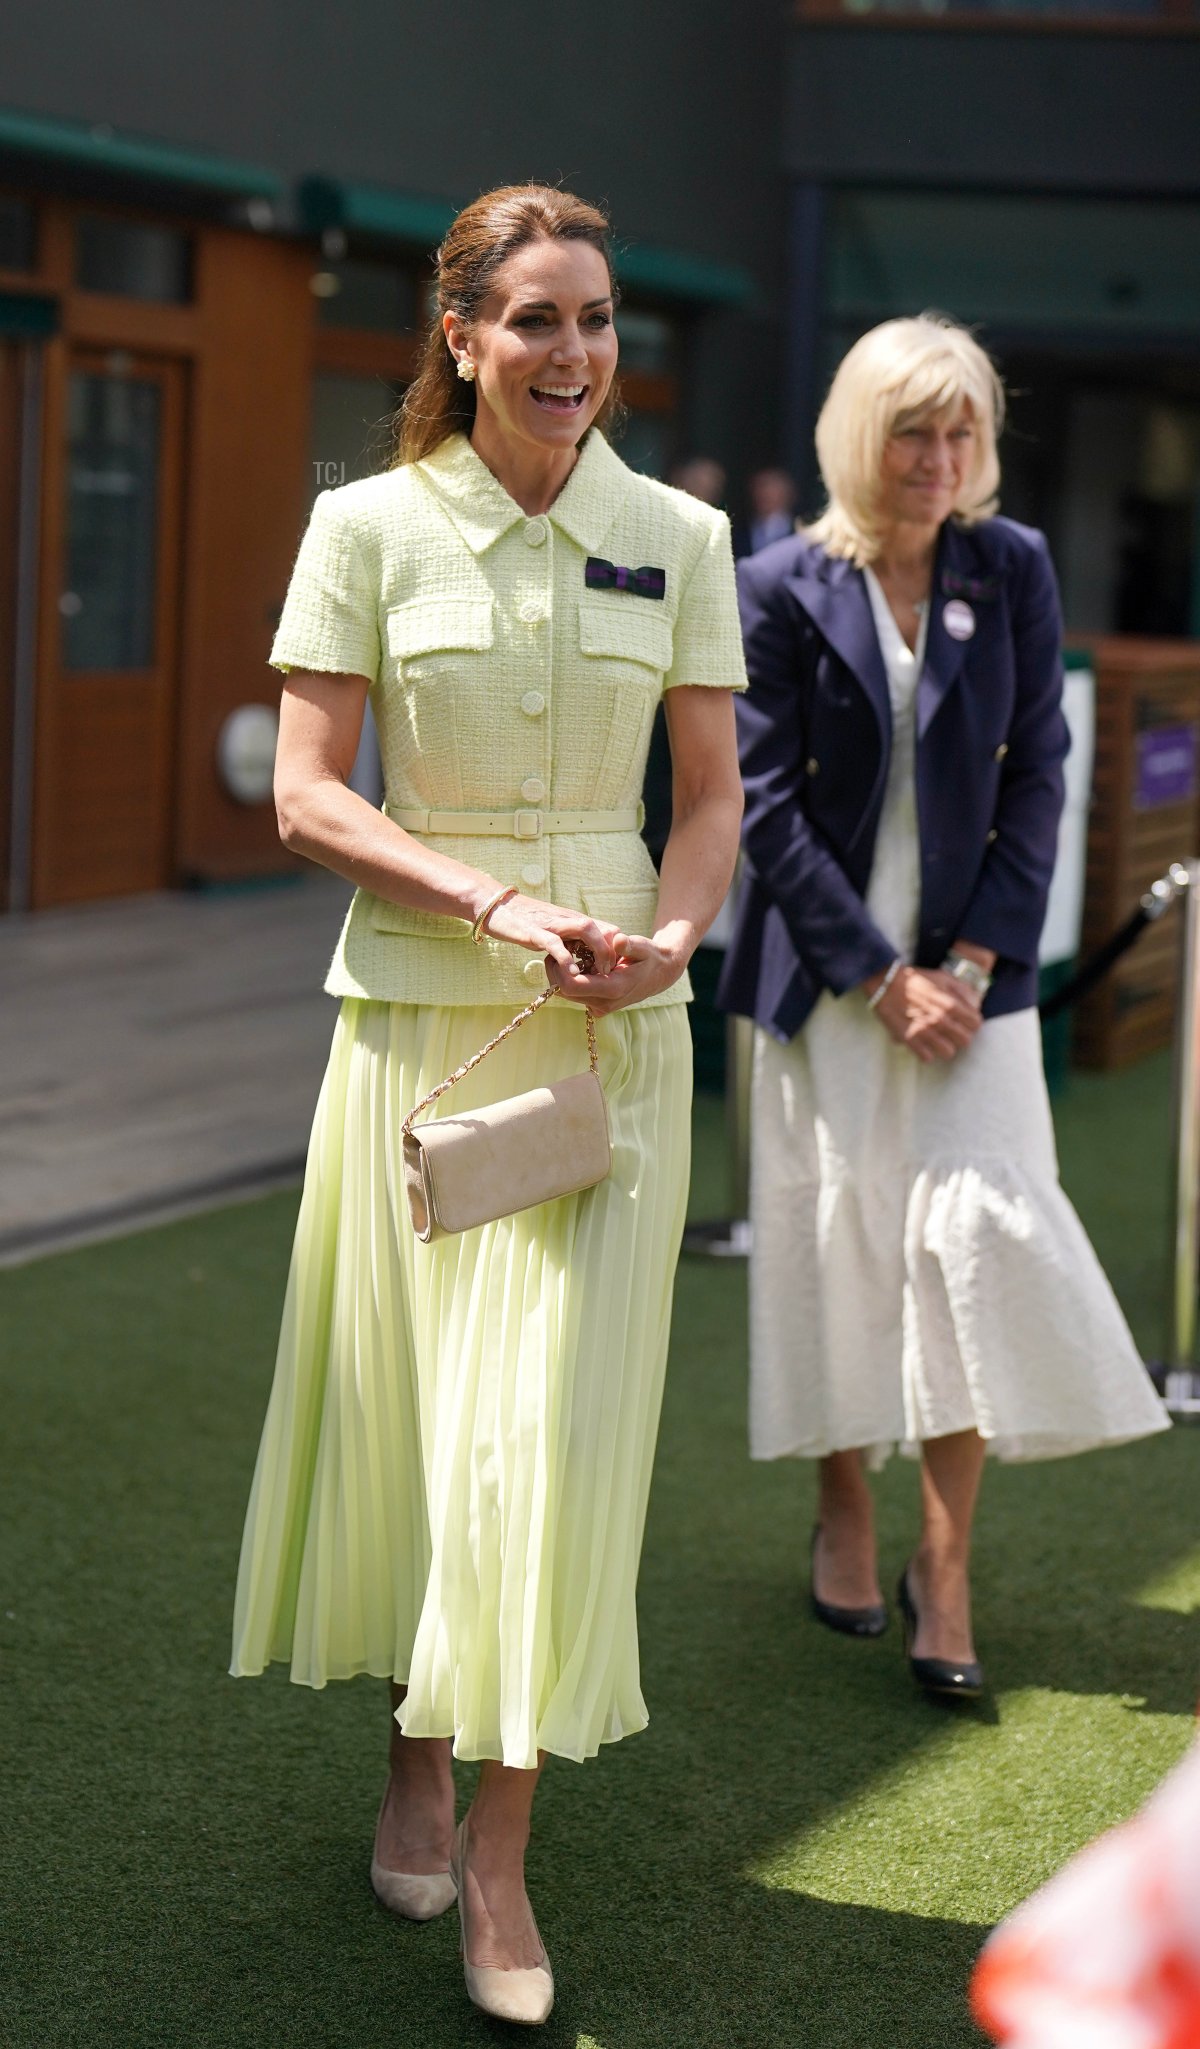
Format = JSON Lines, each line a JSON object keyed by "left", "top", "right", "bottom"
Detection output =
{"left": 790, "top": 550, "right": 891, "bottom": 743}
{"left": 792, "top": 522, "right": 995, "bottom": 742}
{"left": 415, "top": 428, "right": 628, "bottom": 557}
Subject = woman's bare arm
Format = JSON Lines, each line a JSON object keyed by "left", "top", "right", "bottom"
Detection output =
{"left": 551, "top": 684, "right": 744, "bottom": 1015}
{"left": 274, "top": 670, "right": 617, "bottom": 975}
{"left": 654, "top": 684, "right": 745, "bottom": 961}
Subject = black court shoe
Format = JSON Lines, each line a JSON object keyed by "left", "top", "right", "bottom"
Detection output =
{"left": 897, "top": 1566, "right": 984, "bottom": 1700}
{"left": 809, "top": 1526, "right": 889, "bottom": 1638}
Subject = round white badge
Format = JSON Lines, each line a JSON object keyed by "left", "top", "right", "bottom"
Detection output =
{"left": 943, "top": 599, "right": 976, "bottom": 642}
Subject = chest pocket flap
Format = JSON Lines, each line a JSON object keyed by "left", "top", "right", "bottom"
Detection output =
{"left": 386, "top": 596, "right": 495, "bottom": 660}
{"left": 578, "top": 599, "right": 673, "bottom": 676}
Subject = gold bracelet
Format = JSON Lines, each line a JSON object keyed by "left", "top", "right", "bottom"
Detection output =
{"left": 470, "top": 884, "right": 517, "bottom": 944}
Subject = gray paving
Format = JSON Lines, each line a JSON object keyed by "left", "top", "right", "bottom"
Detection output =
{"left": 0, "top": 876, "right": 352, "bottom": 1264}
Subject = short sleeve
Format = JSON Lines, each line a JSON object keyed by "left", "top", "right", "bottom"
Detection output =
{"left": 664, "top": 511, "right": 748, "bottom": 693}
{"left": 269, "top": 491, "right": 382, "bottom": 682}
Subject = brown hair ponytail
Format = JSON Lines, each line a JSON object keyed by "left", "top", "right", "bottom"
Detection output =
{"left": 391, "top": 183, "right": 622, "bottom": 468}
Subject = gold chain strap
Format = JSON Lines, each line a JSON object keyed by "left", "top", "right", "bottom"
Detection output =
{"left": 402, "top": 987, "right": 599, "bottom": 1136}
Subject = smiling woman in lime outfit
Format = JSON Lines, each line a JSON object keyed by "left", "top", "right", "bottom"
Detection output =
{"left": 229, "top": 185, "right": 746, "bottom": 2027}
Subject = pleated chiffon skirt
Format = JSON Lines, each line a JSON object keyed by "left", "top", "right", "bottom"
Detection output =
{"left": 231, "top": 994, "right": 692, "bottom": 1769}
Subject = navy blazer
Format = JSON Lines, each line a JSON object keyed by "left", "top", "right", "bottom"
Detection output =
{"left": 716, "top": 517, "right": 1070, "bottom": 1043}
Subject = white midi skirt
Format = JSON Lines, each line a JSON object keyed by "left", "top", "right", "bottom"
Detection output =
{"left": 231, "top": 995, "right": 693, "bottom": 1768}
{"left": 749, "top": 1001, "right": 1169, "bottom": 1467}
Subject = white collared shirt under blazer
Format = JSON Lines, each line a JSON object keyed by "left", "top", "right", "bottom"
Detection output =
{"left": 270, "top": 429, "right": 747, "bottom": 1005}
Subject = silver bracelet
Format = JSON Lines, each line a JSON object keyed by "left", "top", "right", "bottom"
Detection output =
{"left": 865, "top": 958, "right": 902, "bottom": 1011}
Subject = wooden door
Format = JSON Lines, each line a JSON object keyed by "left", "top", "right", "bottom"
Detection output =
{"left": 33, "top": 349, "right": 185, "bottom": 905}
{"left": 0, "top": 335, "right": 44, "bottom": 914}
{"left": 0, "top": 342, "right": 22, "bottom": 909}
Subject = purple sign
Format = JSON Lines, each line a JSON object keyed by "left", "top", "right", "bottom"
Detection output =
{"left": 1135, "top": 725, "right": 1197, "bottom": 810}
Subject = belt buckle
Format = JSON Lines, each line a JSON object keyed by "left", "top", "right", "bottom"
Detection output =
{"left": 514, "top": 810, "right": 542, "bottom": 839}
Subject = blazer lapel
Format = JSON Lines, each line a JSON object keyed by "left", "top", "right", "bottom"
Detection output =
{"left": 917, "top": 524, "right": 975, "bottom": 740}
{"left": 792, "top": 557, "right": 891, "bottom": 747}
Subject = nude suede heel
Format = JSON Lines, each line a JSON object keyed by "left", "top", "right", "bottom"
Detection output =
{"left": 450, "top": 1819, "right": 555, "bottom": 2026}
{"left": 370, "top": 1792, "right": 457, "bottom": 1923}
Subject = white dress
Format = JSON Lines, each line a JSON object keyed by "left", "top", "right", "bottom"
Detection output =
{"left": 748, "top": 568, "right": 1169, "bottom": 1468}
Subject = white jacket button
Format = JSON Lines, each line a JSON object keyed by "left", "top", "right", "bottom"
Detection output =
{"left": 523, "top": 958, "right": 546, "bottom": 986}
{"left": 521, "top": 691, "right": 546, "bottom": 716}
{"left": 521, "top": 776, "right": 546, "bottom": 803}
{"left": 524, "top": 519, "right": 548, "bottom": 547}
{"left": 519, "top": 600, "right": 544, "bottom": 624}
{"left": 521, "top": 863, "right": 545, "bottom": 887}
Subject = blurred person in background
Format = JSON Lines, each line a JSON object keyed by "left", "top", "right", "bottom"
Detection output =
{"left": 229, "top": 184, "right": 745, "bottom": 2025}
{"left": 734, "top": 465, "right": 799, "bottom": 558}
{"left": 669, "top": 454, "right": 727, "bottom": 506}
{"left": 719, "top": 314, "right": 1168, "bottom": 1700}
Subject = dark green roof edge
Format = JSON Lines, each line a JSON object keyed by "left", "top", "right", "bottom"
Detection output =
{"left": 0, "top": 109, "right": 282, "bottom": 200}
{"left": 299, "top": 177, "right": 456, "bottom": 252}
{"left": 614, "top": 243, "right": 756, "bottom": 309}
{"left": 298, "top": 176, "right": 754, "bottom": 307}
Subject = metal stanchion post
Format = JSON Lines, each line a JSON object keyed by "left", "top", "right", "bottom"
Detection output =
{"left": 1165, "top": 860, "right": 1200, "bottom": 1416}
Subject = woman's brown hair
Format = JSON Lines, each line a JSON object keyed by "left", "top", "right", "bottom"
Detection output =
{"left": 391, "top": 183, "right": 622, "bottom": 467}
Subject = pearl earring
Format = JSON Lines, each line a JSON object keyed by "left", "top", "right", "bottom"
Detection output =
{"left": 456, "top": 358, "right": 476, "bottom": 383}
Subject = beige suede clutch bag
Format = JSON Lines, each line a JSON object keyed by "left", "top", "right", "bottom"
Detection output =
{"left": 401, "top": 988, "right": 611, "bottom": 1243}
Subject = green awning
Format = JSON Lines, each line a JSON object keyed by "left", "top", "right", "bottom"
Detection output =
{"left": 298, "top": 175, "right": 754, "bottom": 308}
{"left": 0, "top": 108, "right": 281, "bottom": 202}
{"left": 0, "top": 291, "right": 57, "bottom": 337}
{"left": 614, "top": 244, "right": 756, "bottom": 310}
{"left": 299, "top": 177, "right": 457, "bottom": 252}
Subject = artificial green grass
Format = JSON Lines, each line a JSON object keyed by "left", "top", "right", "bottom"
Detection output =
{"left": 2, "top": 1054, "right": 1197, "bottom": 2049}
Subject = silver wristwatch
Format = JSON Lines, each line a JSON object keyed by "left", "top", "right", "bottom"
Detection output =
{"left": 945, "top": 950, "right": 993, "bottom": 999}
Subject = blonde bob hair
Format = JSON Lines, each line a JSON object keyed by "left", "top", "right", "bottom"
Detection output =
{"left": 809, "top": 314, "right": 1004, "bottom": 567}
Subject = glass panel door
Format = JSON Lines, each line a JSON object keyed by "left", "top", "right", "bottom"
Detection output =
{"left": 63, "top": 370, "right": 161, "bottom": 670}
{"left": 32, "top": 350, "right": 185, "bottom": 906}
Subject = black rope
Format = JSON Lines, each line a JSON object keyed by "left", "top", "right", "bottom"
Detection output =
{"left": 1038, "top": 907, "right": 1154, "bottom": 1020}
{"left": 1038, "top": 866, "right": 1189, "bottom": 1020}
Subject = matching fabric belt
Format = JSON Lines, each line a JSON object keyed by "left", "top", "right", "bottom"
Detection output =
{"left": 389, "top": 804, "right": 645, "bottom": 840}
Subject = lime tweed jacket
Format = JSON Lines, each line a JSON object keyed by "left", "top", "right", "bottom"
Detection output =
{"left": 270, "top": 429, "right": 747, "bottom": 1008}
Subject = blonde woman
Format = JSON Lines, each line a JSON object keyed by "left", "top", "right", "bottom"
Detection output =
{"left": 719, "top": 315, "right": 1166, "bottom": 1699}
{"left": 230, "top": 185, "right": 745, "bottom": 2023}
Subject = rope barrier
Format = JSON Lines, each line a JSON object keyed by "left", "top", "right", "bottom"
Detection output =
{"left": 1038, "top": 862, "right": 1191, "bottom": 1020}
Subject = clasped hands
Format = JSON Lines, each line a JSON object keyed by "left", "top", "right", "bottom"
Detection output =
{"left": 865, "top": 951, "right": 994, "bottom": 1064}
{"left": 480, "top": 888, "right": 684, "bottom": 1016}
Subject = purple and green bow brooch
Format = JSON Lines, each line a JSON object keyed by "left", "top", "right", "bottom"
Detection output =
{"left": 585, "top": 557, "right": 666, "bottom": 601}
